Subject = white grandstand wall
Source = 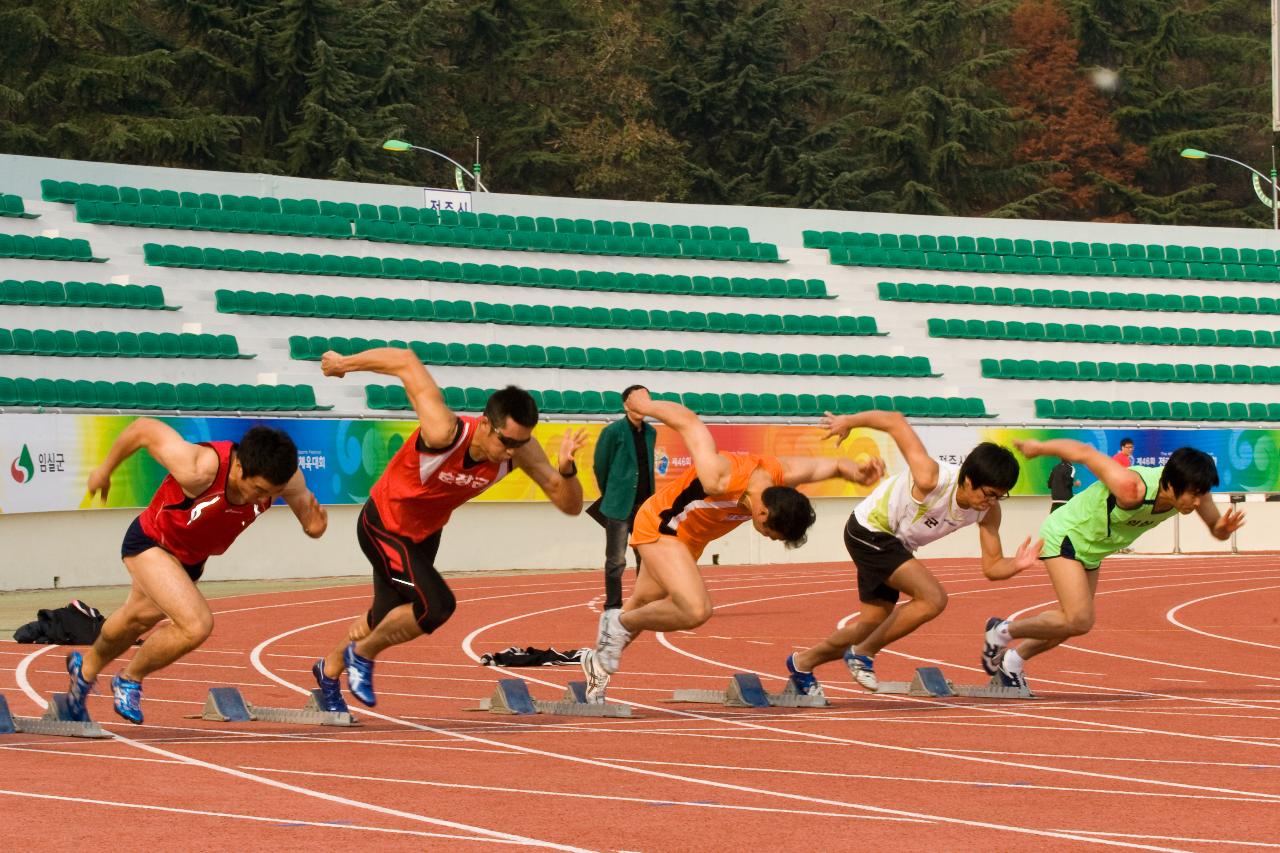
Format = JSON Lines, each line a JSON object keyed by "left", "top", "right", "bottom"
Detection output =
{"left": 1, "top": 154, "right": 1278, "bottom": 589}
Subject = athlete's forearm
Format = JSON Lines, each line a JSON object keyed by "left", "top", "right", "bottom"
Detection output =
{"left": 334, "top": 347, "right": 427, "bottom": 381}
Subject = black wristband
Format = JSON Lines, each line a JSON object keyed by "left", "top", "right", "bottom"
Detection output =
{"left": 559, "top": 460, "right": 578, "bottom": 478}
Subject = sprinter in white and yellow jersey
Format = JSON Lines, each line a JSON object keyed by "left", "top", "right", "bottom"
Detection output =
{"left": 785, "top": 410, "right": 1041, "bottom": 695}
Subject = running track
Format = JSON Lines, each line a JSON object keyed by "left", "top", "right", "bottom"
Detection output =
{"left": 1, "top": 555, "right": 1277, "bottom": 851}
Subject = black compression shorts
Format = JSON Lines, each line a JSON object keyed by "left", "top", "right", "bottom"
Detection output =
{"left": 357, "top": 499, "right": 457, "bottom": 633}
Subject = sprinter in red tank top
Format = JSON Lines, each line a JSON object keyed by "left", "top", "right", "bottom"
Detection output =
{"left": 309, "top": 347, "right": 587, "bottom": 713}
{"left": 66, "top": 420, "right": 327, "bottom": 725}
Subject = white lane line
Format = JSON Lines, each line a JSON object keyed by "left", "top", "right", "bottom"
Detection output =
{"left": 932, "top": 747, "right": 1280, "bottom": 769}
{"left": 246, "top": 618, "right": 1202, "bottom": 853}
{"left": 0, "top": 788, "right": 545, "bottom": 845}
{"left": 14, "top": 642, "right": 589, "bottom": 852}
{"left": 1150, "top": 678, "right": 1205, "bottom": 684}
{"left": 1165, "top": 585, "right": 1280, "bottom": 651}
{"left": 1051, "top": 829, "right": 1280, "bottom": 849}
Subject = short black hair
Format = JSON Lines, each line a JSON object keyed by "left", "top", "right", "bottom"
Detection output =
{"left": 958, "top": 442, "right": 1019, "bottom": 492}
{"left": 484, "top": 385, "right": 538, "bottom": 429}
{"left": 1160, "top": 447, "right": 1218, "bottom": 496}
{"left": 1120, "top": 438, "right": 1134, "bottom": 449}
{"left": 621, "top": 384, "right": 647, "bottom": 402}
{"left": 236, "top": 425, "right": 298, "bottom": 485}
{"left": 761, "top": 485, "right": 817, "bottom": 548}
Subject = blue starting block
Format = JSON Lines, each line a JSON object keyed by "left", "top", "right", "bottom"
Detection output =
{"left": 470, "top": 678, "right": 632, "bottom": 717}
{"left": 0, "top": 693, "right": 109, "bottom": 738}
{"left": 670, "top": 672, "right": 829, "bottom": 708}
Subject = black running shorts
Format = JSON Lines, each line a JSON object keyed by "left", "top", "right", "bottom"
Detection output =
{"left": 121, "top": 515, "right": 206, "bottom": 581}
{"left": 357, "top": 499, "right": 457, "bottom": 633}
{"left": 843, "top": 513, "right": 915, "bottom": 605}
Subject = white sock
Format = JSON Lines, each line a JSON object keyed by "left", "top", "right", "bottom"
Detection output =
{"left": 1002, "top": 648, "right": 1024, "bottom": 674}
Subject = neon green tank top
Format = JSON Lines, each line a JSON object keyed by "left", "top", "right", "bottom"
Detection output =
{"left": 1040, "top": 466, "right": 1176, "bottom": 563}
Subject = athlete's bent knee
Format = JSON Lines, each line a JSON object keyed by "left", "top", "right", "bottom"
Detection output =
{"left": 174, "top": 612, "right": 214, "bottom": 647}
{"left": 1062, "top": 611, "right": 1094, "bottom": 636}
{"left": 918, "top": 588, "right": 948, "bottom": 618}
{"left": 678, "top": 599, "right": 713, "bottom": 629}
{"left": 416, "top": 587, "right": 458, "bottom": 635}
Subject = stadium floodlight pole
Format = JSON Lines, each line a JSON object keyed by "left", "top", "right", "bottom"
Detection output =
{"left": 383, "top": 139, "right": 490, "bottom": 192}
{"left": 1180, "top": 147, "right": 1278, "bottom": 230}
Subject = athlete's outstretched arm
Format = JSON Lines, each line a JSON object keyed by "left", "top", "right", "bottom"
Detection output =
{"left": 513, "top": 428, "right": 588, "bottom": 514}
{"left": 821, "top": 410, "right": 938, "bottom": 495}
{"left": 1194, "top": 497, "right": 1246, "bottom": 541}
{"left": 976, "top": 503, "right": 1042, "bottom": 580}
{"left": 1015, "top": 438, "right": 1144, "bottom": 507}
{"left": 87, "top": 417, "right": 217, "bottom": 503}
{"left": 281, "top": 469, "right": 328, "bottom": 538}
{"left": 626, "top": 389, "right": 732, "bottom": 494}
{"left": 776, "top": 455, "right": 885, "bottom": 488}
{"left": 321, "top": 348, "right": 457, "bottom": 448}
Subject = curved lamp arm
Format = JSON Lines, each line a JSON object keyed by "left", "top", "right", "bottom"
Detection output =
{"left": 383, "top": 139, "right": 489, "bottom": 192}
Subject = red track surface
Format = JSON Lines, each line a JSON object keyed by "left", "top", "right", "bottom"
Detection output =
{"left": 2, "top": 555, "right": 1278, "bottom": 851}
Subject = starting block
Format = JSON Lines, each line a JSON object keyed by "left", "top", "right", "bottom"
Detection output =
{"left": 670, "top": 673, "right": 830, "bottom": 709}
{"left": 875, "top": 667, "right": 1035, "bottom": 699}
{"left": 191, "top": 686, "right": 360, "bottom": 727}
{"left": 0, "top": 694, "right": 110, "bottom": 739}
{"left": 470, "top": 678, "right": 632, "bottom": 718}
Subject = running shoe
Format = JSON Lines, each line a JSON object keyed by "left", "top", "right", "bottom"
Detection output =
{"left": 111, "top": 673, "right": 143, "bottom": 724}
{"left": 343, "top": 642, "right": 377, "bottom": 707}
{"left": 64, "top": 651, "right": 95, "bottom": 723}
{"left": 995, "top": 662, "right": 1032, "bottom": 694}
{"left": 785, "top": 653, "right": 821, "bottom": 696}
{"left": 843, "top": 649, "right": 878, "bottom": 691}
{"left": 580, "top": 648, "right": 610, "bottom": 704}
{"left": 312, "top": 660, "right": 349, "bottom": 713}
{"left": 981, "top": 616, "right": 1008, "bottom": 675}
{"left": 595, "top": 608, "right": 633, "bottom": 675}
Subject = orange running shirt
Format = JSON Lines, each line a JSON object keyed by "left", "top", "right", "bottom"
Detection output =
{"left": 630, "top": 453, "right": 785, "bottom": 559}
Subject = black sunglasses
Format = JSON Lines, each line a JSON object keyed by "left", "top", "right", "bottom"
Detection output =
{"left": 493, "top": 428, "right": 532, "bottom": 449}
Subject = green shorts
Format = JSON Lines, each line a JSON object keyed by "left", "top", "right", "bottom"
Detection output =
{"left": 1039, "top": 529, "right": 1105, "bottom": 571}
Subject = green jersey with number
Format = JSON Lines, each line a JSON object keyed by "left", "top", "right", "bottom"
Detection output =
{"left": 1039, "top": 466, "right": 1175, "bottom": 569}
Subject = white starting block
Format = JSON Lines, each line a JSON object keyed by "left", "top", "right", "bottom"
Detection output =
{"left": 470, "top": 678, "right": 632, "bottom": 718}
{"left": 670, "top": 673, "right": 830, "bottom": 709}
{"left": 0, "top": 693, "right": 110, "bottom": 739}
{"left": 189, "top": 686, "right": 360, "bottom": 727}
{"left": 875, "top": 667, "right": 1036, "bottom": 699}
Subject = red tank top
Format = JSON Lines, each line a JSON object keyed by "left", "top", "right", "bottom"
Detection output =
{"left": 138, "top": 441, "right": 271, "bottom": 565}
{"left": 369, "top": 416, "right": 511, "bottom": 542}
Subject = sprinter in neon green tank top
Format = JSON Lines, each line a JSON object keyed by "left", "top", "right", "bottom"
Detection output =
{"left": 980, "top": 439, "right": 1244, "bottom": 693}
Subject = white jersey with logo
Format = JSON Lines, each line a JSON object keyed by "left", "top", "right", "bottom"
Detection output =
{"left": 852, "top": 461, "right": 986, "bottom": 551}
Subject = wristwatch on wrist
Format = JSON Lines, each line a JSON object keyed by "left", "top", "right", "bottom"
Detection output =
{"left": 559, "top": 460, "right": 578, "bottom": 478}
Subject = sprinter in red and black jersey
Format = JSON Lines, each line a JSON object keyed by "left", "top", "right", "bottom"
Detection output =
{"left": 311, "top": 348, "right": 587, "bottom": 712}
{"left": 67, "top": 420, "right": 327, "bottom": 724}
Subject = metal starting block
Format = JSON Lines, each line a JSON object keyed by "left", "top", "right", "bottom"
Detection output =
{"left": 875, "top": 667, "right": 1035, "bottom": 699}
{"left": 0, "top": 693, "right": 110, "bottom": 739}
{"left": 191, "top": 686, "right": 360, "bottom": 727}
{"left": 670, "top": 673, "right": 830, "bottom": 709}
{"left": 470, "top": 678, "right": 632, "bottom": 718}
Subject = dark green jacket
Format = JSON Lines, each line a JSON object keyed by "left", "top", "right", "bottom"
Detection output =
{"left": 593, "top": 417, "right": 657, "bottom": 520}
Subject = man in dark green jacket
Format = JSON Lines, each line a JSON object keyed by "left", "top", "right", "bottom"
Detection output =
{"left": 594, "top": 384, "right": 658, "bottom": 609}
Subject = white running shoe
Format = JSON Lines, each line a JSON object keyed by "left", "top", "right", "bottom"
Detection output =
{"left": 843, "top": 649, "right": 879, "bottom": 691}
{"left": 580, "top": 648, "right": 611, "bottom": 704}
{"left": 595, "top": 608, "right": 633, "bottom": 674}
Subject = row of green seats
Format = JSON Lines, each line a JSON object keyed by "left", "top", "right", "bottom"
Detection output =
{"left": 928, "top": 318, "right": 1280, "bottom": 348}
{"left": 1, "top": 194, "right": 35, "bottom": 219}
{"left": 370, "top": 385, "right": 988, "bottom": 418}
{"left": 76, "top": 201, "right": 351, "bottom": 239}
{"left": 879, "top": 282, "right": 1280, "bottom": 316}
{"left": 0, "top": 233, "right": 98, "bottom": 262}
{"left": 809, "top": 229, "right": 1280, "bottom": 266}
{"left": 1036, "top": 398, "right": 1279, "bottom": 422}
{"left": 42, "top": 179, "right": 755, "bottom": 241}
{"left": 355, "top": 219, "right": 781, "bottom": 262}
{"left": 836, "top": 244, "right": 1280, "bottom": 284}
{"left": 143, "top": 243, "right": 829, "bottom": 298}
{"left": 292, "top": 336, "right": 930, "bottom": 377}
{"left": 0, "top": 377, "right": 327, "bottom": 411}
{"left": 2, "top": 280, "right": 172, "bottom": 310}
{"left": 217, "top": 289, "right": 874, "bottom": 336}
{"left": 982, "top": 358, "right": 1280, "bottom": 384}
{"left": 0, "top": 328, "right": 245, "bottom": 359}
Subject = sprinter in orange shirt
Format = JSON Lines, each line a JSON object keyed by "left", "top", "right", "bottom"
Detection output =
{"left": 580, "top": 389, "right": 883, "bottom": 702}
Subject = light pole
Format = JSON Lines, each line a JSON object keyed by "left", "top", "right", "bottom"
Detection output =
{"left": 383, "top": 139, "right": 489, "bottom": 192}
{"left": 1180, "top": 147, "right": 1278, "bottom": 230}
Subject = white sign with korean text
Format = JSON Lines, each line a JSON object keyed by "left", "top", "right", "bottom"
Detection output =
{"left": 423, "top": 187, "right": 472, "bottom": 213}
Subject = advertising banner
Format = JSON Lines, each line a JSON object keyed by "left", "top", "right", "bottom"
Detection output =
{"left": 1, "top": 414, "right": 1275, "bottom": 515}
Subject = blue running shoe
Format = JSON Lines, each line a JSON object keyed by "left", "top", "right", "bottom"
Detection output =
{"left": 64, "top": 651, "right": 95, "bottom": 723}
{"left": 312, "top": 660, "right": 349, "bottom": 713}
{"left": 843, "top": 649, "right": 878, "bottom": 691}
{"left": 785, "top": 654, "right": 821, "bottom": 696}
{"left": 343, "top": 642, "right": 377, "bottom": 707}
{"left": 111, "top": 674, "right": 143, "bottom": 724}
{"left": 981, "top": 616, "right": 1008, "bottom": 675}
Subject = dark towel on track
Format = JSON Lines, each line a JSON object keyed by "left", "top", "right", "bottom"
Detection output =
{"left": 479, "top": 646, "right": 585, "bottom": 667}
{"left": 13, "top": 599, "right": 105, "bottom": 645}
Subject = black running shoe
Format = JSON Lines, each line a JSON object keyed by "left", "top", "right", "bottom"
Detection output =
{"left": 981, "top": 616, "right": 1007, "bottom": 675}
